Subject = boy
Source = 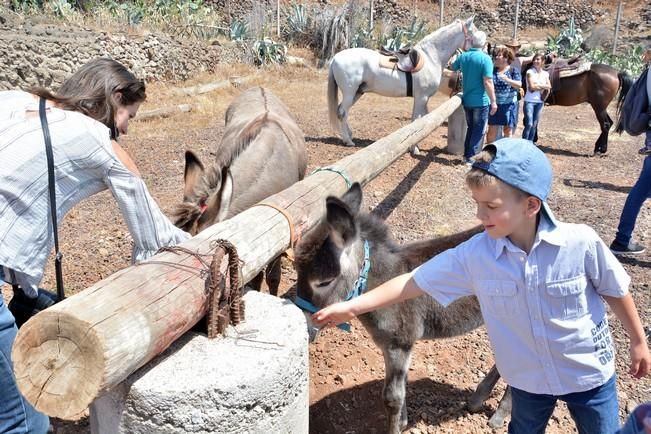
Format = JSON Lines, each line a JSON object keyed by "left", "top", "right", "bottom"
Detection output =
{"left": 313, "top": 138, "right": 650, "bottom": 433}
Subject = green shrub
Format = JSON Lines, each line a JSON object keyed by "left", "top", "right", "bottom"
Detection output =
{"left": 252, "top": 38, "right": 287, "bottom": 65}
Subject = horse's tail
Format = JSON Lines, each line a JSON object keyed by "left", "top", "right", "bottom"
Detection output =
{"left": 327, "top": 62, "right": 341, "bottom": 135}
{"left": 614, "top": 70, "right": 634, "bottom": 134}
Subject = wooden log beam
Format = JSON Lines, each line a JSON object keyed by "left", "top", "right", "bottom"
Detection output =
{"left": 12, "top": 95, "right": 462, "bottom": 419}
{"left": 136, "top": 103, "right": 193, "bottom": 121}
{"left": 172, "top": 75, "right": 255, "bottom": 97}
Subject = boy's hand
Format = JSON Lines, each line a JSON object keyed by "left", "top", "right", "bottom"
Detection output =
{"left": 629, "top": 341, "right": 651, "bottom": 379}
{"left": 312, "top": 302, "right": 356, "bottom": 328}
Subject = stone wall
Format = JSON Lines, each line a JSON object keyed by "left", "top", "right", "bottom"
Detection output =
{"left": 0, "top": 16, "right": 249, "bottom": 91}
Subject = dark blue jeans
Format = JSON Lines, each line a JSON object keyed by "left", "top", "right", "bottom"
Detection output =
{"left": 0, "top": 268, "right": 49, "bottom": 434}
{"left": 522, "top": 101, "right": 544, "bottom": 142}
{"left": 463, "top": 105, "right": 489, "bottom": 159}
{"left": 508, "top": 375, "right": 620, "bottom": 434}
{"left": 615, "top": 155, "right": 651, "bottom": 246}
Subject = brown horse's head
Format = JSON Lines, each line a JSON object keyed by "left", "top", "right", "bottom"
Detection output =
{"left": 172, "top": 150, "right": 233, "bottom": 235}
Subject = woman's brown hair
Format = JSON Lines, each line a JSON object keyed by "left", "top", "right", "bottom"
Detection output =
{"left": 31, "top": 58, "right": 146, "bottom": 138}
{"left": 493, "top": 46, "right": 514, "bottom": 64}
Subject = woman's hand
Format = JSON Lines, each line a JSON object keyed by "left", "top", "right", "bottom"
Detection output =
{"left": 312, "top": 301, "right": 357, "bottom": 328}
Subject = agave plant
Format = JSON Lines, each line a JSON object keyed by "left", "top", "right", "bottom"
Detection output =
{"left": 287, "top": 3, "right": 310, "bottom": 34}
{"left": 252, "top": 38, "right": 287, "bottom": 65}
{"left": 230, "top": 20, "right": 250, "bottom": 41}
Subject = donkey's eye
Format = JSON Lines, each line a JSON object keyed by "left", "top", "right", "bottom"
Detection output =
{"left": 315, "top": 279, "right": 334, "bottom": 289}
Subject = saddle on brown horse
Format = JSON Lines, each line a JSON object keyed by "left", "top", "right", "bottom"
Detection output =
{"left": 543, "top": 55, "right": 590, "bottom": 102}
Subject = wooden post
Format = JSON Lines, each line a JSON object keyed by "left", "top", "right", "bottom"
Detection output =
{"left": 12, "top": 95, "right": 463, "bottom": 420}
{"left": 439, "top": 0, "right": 444, "bottom": 28}
{"left": 172, "top": 75, "right": 254, "bottom": 97}
{"left": 369, "top": 0, "right": 373, "bottom": 31}
{"left": 513, "top": 0, "right": 520, "bottom": 39}
{"left": 136, "top": 104, "right": 192, "bottom": 121}
{"left": 612, "top": 0, "right": 623, "bottom": 55}
{"left": 277, "top": 0, "right": 281, "bottom": 39}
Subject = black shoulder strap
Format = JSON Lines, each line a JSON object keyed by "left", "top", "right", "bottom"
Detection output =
{"left": 39, "top": 97, "right": 65, "bottom": 300}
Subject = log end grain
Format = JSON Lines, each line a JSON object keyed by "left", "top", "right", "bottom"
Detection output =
{"left": 12, "top": 310, "right": 105, "bottom": 419}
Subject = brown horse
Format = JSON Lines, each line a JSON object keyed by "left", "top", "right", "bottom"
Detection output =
{"left": 528, "top": 62, "right": 633, "bottom": 155}
{"left": 173, "top": 87, "right": 307, "bottom": 294}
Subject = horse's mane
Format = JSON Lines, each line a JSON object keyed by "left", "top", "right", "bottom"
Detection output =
{"left": 415, "top": 18, "right": 471, "bottom": 63}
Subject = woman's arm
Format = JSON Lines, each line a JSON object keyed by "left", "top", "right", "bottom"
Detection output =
{"left": 111, "top": 140, "right": 141, "bottom": 177}
{"left": 603, "top": 294, "right": 651, "bottom": 379}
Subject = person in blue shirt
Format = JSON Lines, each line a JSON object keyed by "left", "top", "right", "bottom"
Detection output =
{"left": 313, "top": 138, "right": 650, "bottom": 434}
{"left": 450, "top": 30, "right": 497, "bottom": 164}
{"left": 610, "top": 44, "right": 651, "bottom": 255}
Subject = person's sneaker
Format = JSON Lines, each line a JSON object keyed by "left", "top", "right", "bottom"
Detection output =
{"left": 638, "top": 145, "right": 651, "bottom": 155}
{"left": 610, "top": 240, "right": 646, "bottom": 255}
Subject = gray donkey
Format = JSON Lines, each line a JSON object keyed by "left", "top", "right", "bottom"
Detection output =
{"left": 294, "top": 183, "right": 510, "bottom": 433}
{"left": 174, "top": 87, "right": 307, "bottom": 294}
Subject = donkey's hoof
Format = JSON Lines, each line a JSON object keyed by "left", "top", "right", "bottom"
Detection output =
{"left": 593, "top": 150, "right": 608, "bottom": 157}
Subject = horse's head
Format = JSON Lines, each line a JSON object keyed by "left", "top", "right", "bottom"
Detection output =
{"left": 295, "top": 183, "right": 367, "bottom": 310}
{"left": 172, "top": 150, "right": 234, "bottom": 235}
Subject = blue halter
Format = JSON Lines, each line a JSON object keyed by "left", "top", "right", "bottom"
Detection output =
{"left": 294, "top": 240, "right": 371, "bottom": 333}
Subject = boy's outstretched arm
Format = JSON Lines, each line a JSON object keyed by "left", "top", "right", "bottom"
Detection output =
{"left": 603, "top": 294, "right": 651, "bottom": 379}
{"left": 312, "top": 273, "right": 425, "bottom": 328}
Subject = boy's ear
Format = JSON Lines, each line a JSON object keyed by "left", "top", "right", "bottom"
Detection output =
{"left": 526, "top": 196, "right": 542, "bottom": 218}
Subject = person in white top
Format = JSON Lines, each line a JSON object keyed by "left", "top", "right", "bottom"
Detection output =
{"left": 0, "top": 58, "right": 190, "bottom": 433}
{"left": 312, "top": 138, "right": 650, "bottom": 434}
{"left": 522, "top": 52, "right": 551, "bottom": 142}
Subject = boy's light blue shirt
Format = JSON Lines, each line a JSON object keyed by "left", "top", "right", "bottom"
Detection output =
{"left": 412, "top": 218, "right": 630, "bottom": 396}
{"left": 450, "top": 48, "right": 493, "bottom": 108}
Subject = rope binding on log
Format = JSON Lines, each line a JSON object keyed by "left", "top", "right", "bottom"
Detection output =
{"left": 152, "top": 240, "right": 245, "bottom": 338}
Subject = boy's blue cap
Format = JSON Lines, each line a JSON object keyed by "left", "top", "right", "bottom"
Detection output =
{"left": 472, "top": 138, "right": 557, "bottom": 225}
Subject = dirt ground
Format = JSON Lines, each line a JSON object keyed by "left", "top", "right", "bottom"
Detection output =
{"left": 3, "top": 57, "right": 651, "bottom": 434}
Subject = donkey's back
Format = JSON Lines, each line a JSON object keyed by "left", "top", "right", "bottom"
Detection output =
{"left": 219, "top": 87, "right": 307, "bottom": 218}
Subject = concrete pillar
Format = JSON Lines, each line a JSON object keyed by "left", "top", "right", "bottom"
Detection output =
{"left": 446, "top": 105, "right": 466, "bottom": 155}
{"left": 90, "top": 291, "right": 308, "bottom": 434}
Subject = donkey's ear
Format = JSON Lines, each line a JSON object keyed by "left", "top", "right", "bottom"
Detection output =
{"left": 183, "top": 150, "right": 205, "bottom": 201}
{"left": 326, "top": 196, "right": 357, "bottom": 249}
{"left": 199, "top": 166, "right": 233, "bottom": 227}
{"left": 340, "top": 182, "right": 363, "bottom": 215}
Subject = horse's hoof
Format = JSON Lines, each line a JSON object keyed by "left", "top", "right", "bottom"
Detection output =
{"left": 410, "top": 146, "right": 424, "bottom": 157}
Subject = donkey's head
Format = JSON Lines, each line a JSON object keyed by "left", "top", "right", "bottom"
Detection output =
{"left": 172, "top": 150, "right": 234, "bottom": 235}
{"left": 295, "top": 183, "right": 376, "bottom": 310}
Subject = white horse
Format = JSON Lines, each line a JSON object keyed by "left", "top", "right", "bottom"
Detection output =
{"left": 327, "top": 17, "right": 478, "bottom": 153}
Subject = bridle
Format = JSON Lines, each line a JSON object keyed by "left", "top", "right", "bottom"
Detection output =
{"left": 461, "top": 21, "right": 473, "bottom": 52}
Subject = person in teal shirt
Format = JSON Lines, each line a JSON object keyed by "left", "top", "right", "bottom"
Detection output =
{"left": 450, "top": 30, "right": 497, "bottom": 163}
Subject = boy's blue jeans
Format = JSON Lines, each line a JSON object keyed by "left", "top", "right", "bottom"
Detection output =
{"left": 508, "top": 375, "right": 620, "bottom": 434}
{"left": 0, "top": 269, "right": 50, "bottom": 434}
{"left": 463, "top": 105, "right": 489, "bottom": 159}
{"left": 522, "top": 101, "right": 544, "bottom": 142}
{"left": 615, "top": 155, "right": 651, "bottom": 246}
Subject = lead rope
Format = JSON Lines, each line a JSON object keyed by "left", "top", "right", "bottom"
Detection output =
{"left": 154, "top": 239, "right": 245, "bottom": 338}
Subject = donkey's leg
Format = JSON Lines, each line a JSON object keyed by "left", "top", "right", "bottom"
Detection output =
{"left": 264, "top": 256, "right": 282, "bottom": 296}
{"left": 592, "top": 104, "right": 612, "bottom": 155}
{"left": 382, "top": 345, "right": 413, "bottom": 434}
{"left": 248, "top": 271, "right": 264, "bottom": 292}
{"left": 467, "top": 364, "right": 501, "bottom": 412}
{"left": 488, "top": 385, "right": 512, "bottom": 429}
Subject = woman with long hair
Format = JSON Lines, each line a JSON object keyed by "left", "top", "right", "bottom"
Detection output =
{"left": 522, "top": 52, "right": 551, "bottom": 142}
{"left": 0, "top": 58, "right": 189, "bottom": 433}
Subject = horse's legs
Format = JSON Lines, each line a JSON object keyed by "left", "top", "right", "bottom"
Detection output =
{"left": 592, "top": 104, "right": 613, "bottom": 155}
{"left": 382, "top": 345, "right": 413, "bottom": 434}
{"left": 264, "top": 256, "right": 282, "bottom": 296}
{"left": 337, "top": 87, "right": 361, "bottom": 147}
{"left": 410, "top": 95, "right": 430, "bottom": 155}
{"left": 488, "top": 385, "right": 512, "bottom": 429}
{"left": 467, "top": 364, "right": 500, "bottom": 412}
